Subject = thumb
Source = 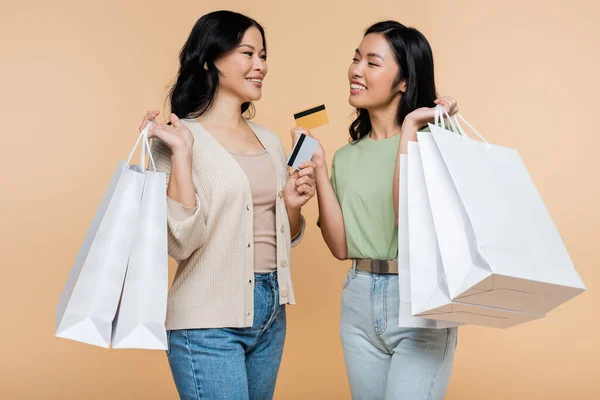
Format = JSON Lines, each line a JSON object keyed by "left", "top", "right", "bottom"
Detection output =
{"left": 170, "top": 113, "right": 182, "bottom": 127}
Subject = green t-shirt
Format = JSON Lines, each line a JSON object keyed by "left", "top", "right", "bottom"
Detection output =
{"left": 331, "top": 133, "right": 401, "bottom": 260}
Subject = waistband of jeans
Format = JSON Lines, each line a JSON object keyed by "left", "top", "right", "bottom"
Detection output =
{"left": 254, "top": 270, "right": 278, "bottom": 285}
{"left": 353, "top": 259, "right": 398, "bottom": 274}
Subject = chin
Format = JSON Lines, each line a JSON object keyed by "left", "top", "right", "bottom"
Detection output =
{"left": 243, "top": 90, "right": 262, "bottom": 102}
{"left": 349, "top": 96, "right": 368, "bottom": 109}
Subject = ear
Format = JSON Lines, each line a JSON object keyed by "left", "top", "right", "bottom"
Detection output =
{"left": 204, "top": 62, "right": 209, "bottom": 70}
{"left": 397, "top": 78, "right": 407, "bottom": 94}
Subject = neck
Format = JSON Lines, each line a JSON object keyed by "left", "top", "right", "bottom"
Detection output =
{"left": 198, "top": 91, "right": 246, "bottom": 131}
{"left": 367, "top": 94, "right": 402, "bottom": 140}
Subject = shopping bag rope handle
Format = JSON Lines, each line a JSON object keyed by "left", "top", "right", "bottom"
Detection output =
{"left": 125, "top": 122, "right": 157, "bottom": 172}
{"left": 435, "top": 105, "right": 491, "bottom": 149}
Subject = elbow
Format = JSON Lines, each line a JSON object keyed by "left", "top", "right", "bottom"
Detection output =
{"left": 332, "top": 247, "right": 348, "bottom": 261}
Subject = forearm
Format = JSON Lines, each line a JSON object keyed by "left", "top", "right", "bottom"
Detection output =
{"left": 167, "top": 151, "right": 196, "bottom": 208}
{"left": 287, "top": 205, "right": 302, "bottom": 239}
{"left": 316, "top": 164, "right": 348, "bottom": 260}
{"left": 394, "top": 121, "right": 419, "bottom": 224}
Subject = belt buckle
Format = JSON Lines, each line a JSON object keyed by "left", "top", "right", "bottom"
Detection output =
{"left": 371, "top": 260, "right": 390, "bottom": 274}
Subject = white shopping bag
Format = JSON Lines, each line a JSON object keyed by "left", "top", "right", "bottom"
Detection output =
{"left": 56, "top": 125, "right": 153, "bottom": 348}
{"left": 418, "top": 106, "right": 585, "bottom": 315}
{"left": 398, "top": 154, "right": 460, "bottom": 329}
{"left": 408, "top": 141, "right": 542, "bottom": 328}
{"left": 112, "top": 133, "right": 168, "bottom": 350}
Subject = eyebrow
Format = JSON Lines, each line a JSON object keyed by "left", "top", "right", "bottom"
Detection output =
{"left": 238, "top": 44, "right": 266, "bottom": 53}
{"left": 355, "top": 48, "right": 384, "bottom": 60}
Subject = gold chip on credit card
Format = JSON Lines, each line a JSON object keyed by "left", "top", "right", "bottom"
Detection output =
{"left": 293, "top": 104, "right": 329, "bottom": 130}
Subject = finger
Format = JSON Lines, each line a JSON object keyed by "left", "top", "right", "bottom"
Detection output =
{"left": 291, "top": 127, "right": 312, "bottom": 139}
{"left": 146, "top": 110, "right": 160, "bottom": 119}
{"left": 139, "top": 110, "right": 160, "bottom": 132}
{"left": 295, "top": 176, "right": 307, "bottom": 186}
{"left": 441, "top": 101, "right": 451, "bottom": 113}
{"left": 296, "top": 176, "right": 314, "bottom": 187}
{"left": 296, "top": 184, "right": 310, "bottom": 195}
{"left": 147, "top": 125, "right": 172, "bottom": 143}
{"left": 298, "top": 167, "right": 315, "bottom": 179}
{"left": 169, "top": 113, "right": 182, "bottom": 127}
{"left": 442, "top": 97, "right": 458, "bottom": 113}
{"left": 290, "top": 127, "right": 307, "bottom": 138}
{"left": 298, "top": 184, "right": 315, "bottom": 198}
{"left": 300, "top": 161, "right": 318, "bottom": 170}
{"left": 443, "top": 96, "right": 456, "bottom": 103}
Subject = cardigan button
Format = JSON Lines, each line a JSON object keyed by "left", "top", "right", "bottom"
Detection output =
{"left": 280, "top": 225, "right": 285, "bottom": 233}
{"left": 281, "top": 289, "right": 288, "bottom": 298}
{"left": 278, "top": 190, "right": 284, "bottom": 199}
{"left": 281, "top": 260, "right": 288, "bottom": 268}
{"left": 246, "top": 205, "right": 250, "bottom": 211}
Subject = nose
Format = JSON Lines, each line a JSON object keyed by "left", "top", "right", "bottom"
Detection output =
{"left": 349, "top": 64, "right": 363, "bottom": 79}
{"left": 254, "top": 57, "right": 266, "bottom": 73}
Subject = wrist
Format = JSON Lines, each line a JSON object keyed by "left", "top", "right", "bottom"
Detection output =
{"left": 285, "top": 202, "right": 301, "bottom": 215}
{"left": 171, "top": 149, "right": 193, "bottom": 163}
{"left": 402, "top": 116, "right": 420, "bottom": 131}
{"left": 401, "top": 119, "right": 420, "bottom": 142}
{"left": 315, "top": 160, "right": 328, "bottom": 173}
{"left": 315, "top": 163, "right": 329, "bottom": 181}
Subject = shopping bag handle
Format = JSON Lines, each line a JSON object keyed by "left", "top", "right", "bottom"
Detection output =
{"left": 124, "top": 122, "right": 157, "bottom": 172}
{"left": 435, "top": 105, "right": 491, "bottom": 149}
{"left": 434, "top": 104, "right": 460, "bottom": 134}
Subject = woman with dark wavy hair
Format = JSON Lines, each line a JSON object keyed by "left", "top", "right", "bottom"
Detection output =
{"left": 295, "top": 21, "right": 459, "bottom": 399}
{"left": 140, "top": 10, "right": 316, "bottom": 400}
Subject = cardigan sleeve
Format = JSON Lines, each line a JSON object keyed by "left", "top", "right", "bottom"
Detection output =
{"left": 151, "top": 138, "right": 207, "bottom": 262}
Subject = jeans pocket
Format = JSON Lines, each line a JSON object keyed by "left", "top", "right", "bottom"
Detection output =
{"left": 166, "top": 330, "right": 172, "bottom": 356}
{"left": 343, "top": 269, "right": 353, "bottom": 289}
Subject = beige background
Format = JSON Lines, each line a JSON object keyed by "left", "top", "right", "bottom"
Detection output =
{"left": 2, "top": 0, "right": 599, "bottom": 398}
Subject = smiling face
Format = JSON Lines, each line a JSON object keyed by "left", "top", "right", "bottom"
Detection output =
{"left": 214, "top": 26, "right": 268, "bottom": 103}
{"left": 348, "top": 32, "right": 405, "bottom": 110}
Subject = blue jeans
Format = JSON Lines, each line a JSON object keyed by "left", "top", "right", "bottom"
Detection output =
{"left": 340, "top": 266, "right": 458, "bottom": 400}
{"left": 167, "top": 271, "right": 286, "bottom": 400}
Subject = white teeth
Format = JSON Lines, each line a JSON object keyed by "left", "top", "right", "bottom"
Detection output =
{"left": 351, "top": 83, "right": 366, "bottom": 90}
{"left": 247, "top": 78, "right": 262, "bottom": 83}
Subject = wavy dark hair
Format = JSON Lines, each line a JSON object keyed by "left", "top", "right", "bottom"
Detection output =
{"left": 349, "top": 21, "right": 437, "bottom": 142}
{"left": 168, "top": 10, "right": 266, "bottom": 120}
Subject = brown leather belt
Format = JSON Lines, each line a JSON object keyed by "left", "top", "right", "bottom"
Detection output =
{"left": 354, "top": 259, "right": 399, "bottom": 274}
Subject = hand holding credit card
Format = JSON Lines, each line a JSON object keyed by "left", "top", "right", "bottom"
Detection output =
{"left": 287, "top": 104, "right": 329, "bottom": 169}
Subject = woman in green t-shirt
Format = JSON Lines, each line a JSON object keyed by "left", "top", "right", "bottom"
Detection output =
{"left": 293, "top": 21, "right": 459, "bottom": 399}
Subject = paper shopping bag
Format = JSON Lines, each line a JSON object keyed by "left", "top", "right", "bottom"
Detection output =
{"left": 56, "top": 127, "right": 153, "bottom": 347}
{"left": 112, "top": 134, "right": 168, "bottom": 350}
{"left": 397, "top": 154, "right": 460, "bottom": 329}
{"left": 408, "top": 141, "right": 542, "bottom": 328}
{"left": 417, "top": 107, "right": 585, "bottom": 315}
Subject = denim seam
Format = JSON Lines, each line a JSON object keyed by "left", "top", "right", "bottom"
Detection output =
{"left": 427, "top": 328, "right": 451, "bottom": 400}
{"left": 371, "top": 276, "right": 392, "bottom": 354}
{"left": 375, "top": 277, "right": 392, "bottom": 353}
{"left": 183, "top": 330, "right": 202, "bottom": 400}
{"left": 248, "top": 281, "right": 279, "bottom": 352}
